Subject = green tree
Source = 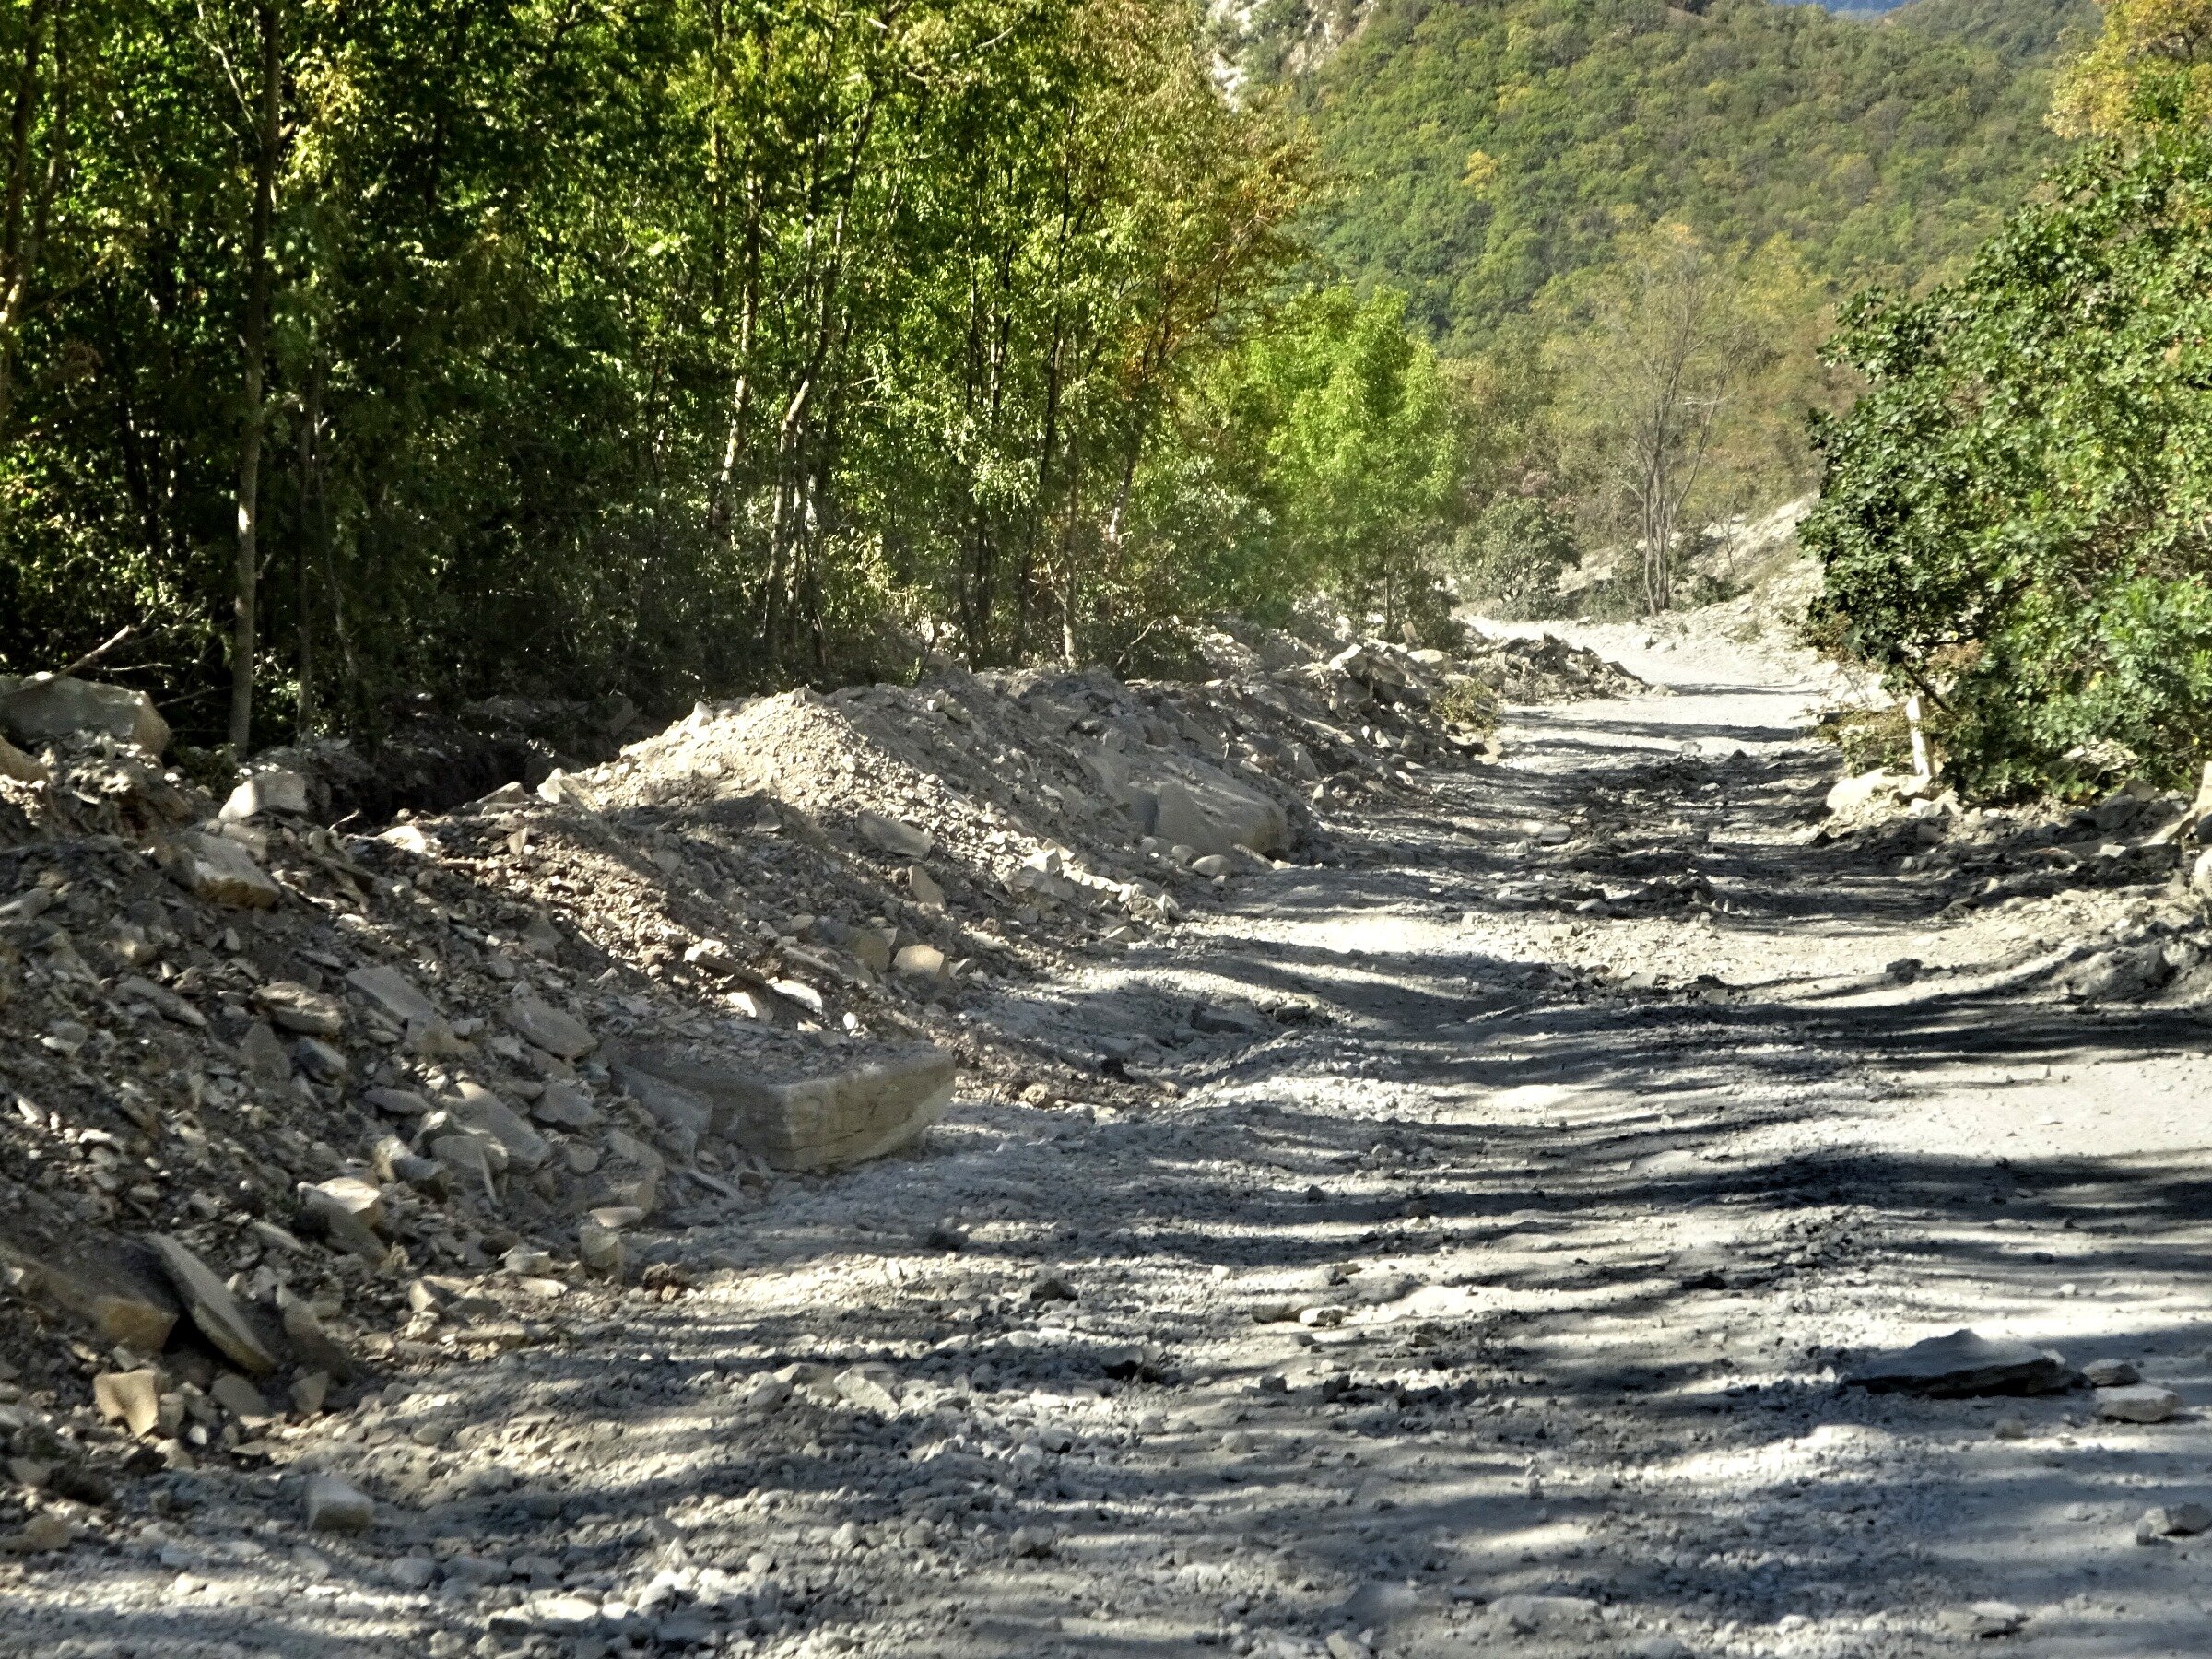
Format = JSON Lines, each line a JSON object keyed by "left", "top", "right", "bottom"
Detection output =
{"left": 1805, "top": 127, "right": 2212, "bottom": 794}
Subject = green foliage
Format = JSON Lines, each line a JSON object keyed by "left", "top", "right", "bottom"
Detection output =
{"left": 1889, "top": 0, "right": 2100, "bottom": 65}
{"left": 1803, "top": 128, "right": 2212, "bottom": 795}
{"left": 1247, "top": 0, "right": 2072, "bottom": 359}
{"left": 1155, "top": 285, "right": 1469, "bottom": 639}
{"left": 1449, "top": 496, "right": 1576, "bottom": 620}
{"left": 0, "top": 0, "right": 1324, "bottom": 744}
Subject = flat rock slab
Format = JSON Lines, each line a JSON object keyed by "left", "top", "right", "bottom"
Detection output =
{"left": 2098, "top": 1384, "right": 2183, "bottom": 1423}
{"left": 505, "top": 994, "right": 594, "bottom": 1060}
{"left": 150, "top": 1234, "right": 281, "bottom": 1375}
{"left": 1844, "top": 1329, "right": 2071, "bottom": 1397}
{"left": 857, "top": 810, "right": 934, "bottom": 859}
{"left": 612, "top": 1044, "right": 957, "bottom": 1171}
{"left": 346, "top": 965, "right": 443, "bottom": 1028}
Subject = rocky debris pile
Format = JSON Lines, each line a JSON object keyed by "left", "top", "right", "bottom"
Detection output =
{"left": 0, "top": 626, "right": 1596, "bottom": 1550}
{"left": 1457, "top": 629, "right": 1648, "bottom": 703}
{"left": 249, "top": 691, "right": 643, "bottom": 828}
{"left": 1814, "top": 763, "right": 2212, "bottom": 1006}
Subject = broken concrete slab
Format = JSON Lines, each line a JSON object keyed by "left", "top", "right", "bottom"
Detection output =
{"left": 1843, "top": 1329, "right": 2071, "bottom": 1397}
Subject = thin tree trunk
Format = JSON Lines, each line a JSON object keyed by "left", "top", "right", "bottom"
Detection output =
{"left": 294, "top": 367, "right": 319, "bottom": 736}
{"left": 229, "top": 0, "right": 279, "bottom": 754}
{"left": 0, "top": 0, "right": 66, "bottom": 451}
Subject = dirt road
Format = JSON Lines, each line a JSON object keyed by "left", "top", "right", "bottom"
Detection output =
{"left": 26, "top": 645, "right": 2212, "bottom": 1659}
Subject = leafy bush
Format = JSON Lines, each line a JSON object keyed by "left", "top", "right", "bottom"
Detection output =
{"left": 1452, "top": 498, "right": 1578, "bottom": 620}
{"left": 1803, "top": 129, "right": 2212, "bottom": 795}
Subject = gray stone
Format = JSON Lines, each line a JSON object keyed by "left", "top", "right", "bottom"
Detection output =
{"left": 304, "top": 1475, "right": 374, "bottom": 1534}
{"left": 1843, "top": 1328, "right": 2070, "bottom": 1396}
{"left": 813, "top": 917, "right": 892, "bottom": 973}
{"left": 576, "top": 1222, "right": 624, "bottom": 1277}
{"left": 504, "top": 992, "right": 594, "bottom": 1059}
{"left": 908, "top": 865, "right": 946, "bottom": 908}
{"left": 858, "top": 810, "right": 933, "bottom": 859}
{"left": 0, "top": 734, "right": 47, "bottom": 784}
{"left": 150, "top": 1235, "right": 281, "bottom": 1375}
{"left": 345, "top": 965, "right": 442, "bottom": 1029}
{"left": 2136, "top": 1503, "right": 2212, "bottom": 1542}
{"left": 1094, "top": 747, "right": 1288, "bottom": 857}
{"left": 609, "top": 1044, "right": 957, "bottom": 1171}
{"left": 893, "top": 943, "right": 947, "bottom": 982}
{"left": 162, "top": 831, "right": 281, "bottom": 908}
{"left": 445, "top": 1081, "right": 550, "bottom": 1171}
{"left": 532, "top": 1081, "right": 601, "bottom": 1130}
{"left": 362, "top": 1086, "right": 432, "bottom": 1117}
{"left": 1490, "top": 1594, "right": 1598, "bottom": 1634}
{"left": 430, "top": 1133, "right": 502, "bottom": 1194}
{"left": 255, "top": 980, "right": 346, "bottom": 1036}
{"left": 1940, "top": 1603, "right": 2028, "bottom": 1638}
{"left": 220, "top": 768, "right": 310, "bottom": 820}
{"left": 293, "top": 1036, "right": 347, "bottom": 1082}
{"left": 2084, "top": 1359, "right": 2140, "bottom": 1387}
{"left": 240, "top": 1019, "right": 292, "bottom": 1086}
{"left": 834, "top": 1364, "right": 901, "bottom": 1416}
{"left": 2098, "top": 1384, "right": 2183, "bottom": 1423}
{"left": 0, "top": 675, "right": 169, "bottom": 753}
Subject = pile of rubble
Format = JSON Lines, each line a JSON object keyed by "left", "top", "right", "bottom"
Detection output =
{"left": 0, "top": 624, "right": 1608, "bottom": 1542}
{"left": 1817, "top": 763, "right": 2212, "bottom": 1005}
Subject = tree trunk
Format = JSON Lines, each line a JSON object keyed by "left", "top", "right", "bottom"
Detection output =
{"left": 294, "top": 365, "right": 319, "bottom": 736}
{"left": 0, "top": 0, "right": 67, "bottom": 453}
{"left": 229, "top": 0, "right": 279, "bottom": 755}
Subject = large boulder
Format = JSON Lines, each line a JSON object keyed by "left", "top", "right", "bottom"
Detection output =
{"left": 1090, "top": 747, "right": 1288, "bottom": 857}
{"left": 0, "top": 675, "right": 169, "bottom": 754}
{"left": 611, "top": 1044, "right": 956, "bottom": 1171}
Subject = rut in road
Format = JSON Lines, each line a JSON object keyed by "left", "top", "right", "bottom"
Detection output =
{"left": 41, "top": 654, "right": 2212, "bottom": 1659}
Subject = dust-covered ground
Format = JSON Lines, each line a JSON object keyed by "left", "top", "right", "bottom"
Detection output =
{"left": 12, "top": 640, "right": 2212, "bottom": 1659}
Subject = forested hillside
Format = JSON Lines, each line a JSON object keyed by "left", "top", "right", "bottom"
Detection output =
{"left": 1244, "top": 0, "right": 2075, "bottom": 352}
{"left": 1, "top": 0, "right": 1477, "bottom": 753}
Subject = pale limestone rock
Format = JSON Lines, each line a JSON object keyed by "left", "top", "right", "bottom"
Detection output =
{"left": 162, "top": 831, "right": 281, "bottom": 908}
{"left": 92, "top": 1371, "right": 161, "bottom": 1437}
{"left": 220, "top": 768, "right": 310, "bottom": 820}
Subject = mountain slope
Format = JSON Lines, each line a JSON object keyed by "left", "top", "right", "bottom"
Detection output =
{"left": 1244, "top": 0, "right": 2074, "bottom": 350}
